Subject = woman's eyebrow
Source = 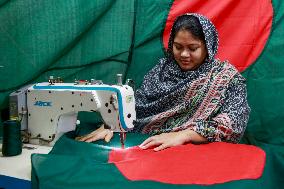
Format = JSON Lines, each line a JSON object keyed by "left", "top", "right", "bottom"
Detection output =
{"left": 173, "top": 42, "right": 182, "bottom": 45}
{"left": 173, "top": 42, "right": 200, "bottom": 47}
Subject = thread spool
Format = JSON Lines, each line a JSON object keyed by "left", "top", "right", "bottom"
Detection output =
{"left": 2, "top": 120, "right": 22, "bottom": 156}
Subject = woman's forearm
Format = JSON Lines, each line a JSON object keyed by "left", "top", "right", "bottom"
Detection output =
{"left": 182, "top": 128, "right": 208, "bottom": 143}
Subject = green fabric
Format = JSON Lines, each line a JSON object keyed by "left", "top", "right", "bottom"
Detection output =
{"left": 31, "top": 132, "right": 284, "bottom": 189}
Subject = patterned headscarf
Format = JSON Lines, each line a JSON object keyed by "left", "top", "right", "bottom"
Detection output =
{"left": 133, "top": 14, "right": 242, "bottom": 141}
{"left": 167, "top": 13, "right": 219, "bottom": 63}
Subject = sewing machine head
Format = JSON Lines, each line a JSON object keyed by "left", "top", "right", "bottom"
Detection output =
{"left": 9, "top": 75, "right": 136, "bottom": 146}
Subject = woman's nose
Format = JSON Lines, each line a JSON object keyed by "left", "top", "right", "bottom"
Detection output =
{"left": 181, "top": 49, "right": 190, "bottom": 58}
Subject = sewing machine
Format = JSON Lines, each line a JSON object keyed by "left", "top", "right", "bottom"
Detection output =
{"left": 9, "top": 75, "right": 136, "bottom": 146}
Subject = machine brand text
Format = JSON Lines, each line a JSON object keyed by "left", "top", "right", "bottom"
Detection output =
{"left": 34, "top": 101, "right": 52, "bottom": 107}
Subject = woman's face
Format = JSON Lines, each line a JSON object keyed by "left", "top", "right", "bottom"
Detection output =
{"left": 173, "top": 29, "right": 208, "bottom": 71}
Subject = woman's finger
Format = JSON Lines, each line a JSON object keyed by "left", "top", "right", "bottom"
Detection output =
{"left": 140, "top": 137, "right": 162, "bottom": 149}
{"left": 154, "top": 143, "right": 169, "bottom": 151}
{"left": 78, "top": 133, "right": 94, "bottom": 141}
{"left": 104, "top": 130, "right": 114, "bottom": 142}
{"left": 78, "top": 130, "right": 98, "bottom": 141}
{"left": 85, "top": 132, "right": 105, "bottom": 142}
{"left": 75, "top": 136, "right": 84, "bottom": 140}
{"left": 139, "top": 137, "right": 154, "bottom": 148}
{"left": 142, "top": 140, "right": 159, "bottom": 149}
{"left": 77, "top": 124, "right": 105, "bottom": 141}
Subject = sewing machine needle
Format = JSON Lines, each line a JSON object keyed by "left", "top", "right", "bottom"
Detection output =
{"left": 119, "top": 132, "right": 126, "bottom": 149}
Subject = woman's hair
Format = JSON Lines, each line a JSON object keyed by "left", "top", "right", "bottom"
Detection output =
{"left": 167, "top": 15, "right": 206, "bottom": 60}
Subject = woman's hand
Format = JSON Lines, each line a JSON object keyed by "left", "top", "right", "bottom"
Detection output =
{"left": 139, "top": 129, "right": 207, "bottom": 151}
{"left": 139, "top": 129, "right": 191, "bottom": 151}
{"left": 76, "top": 124, "right": 113, "bottom": 143}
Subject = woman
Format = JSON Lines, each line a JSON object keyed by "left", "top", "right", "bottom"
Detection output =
{"left": 79, "top": 13, "right": 250, "bottom": 151}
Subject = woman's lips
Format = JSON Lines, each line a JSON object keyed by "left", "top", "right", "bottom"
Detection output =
{"left": 181, "top": 60, "right": 190, "bottom": 65}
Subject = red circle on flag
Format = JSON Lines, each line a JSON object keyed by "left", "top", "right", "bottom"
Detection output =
{"left": 163, "top": 0, "right": 273, "bottom": 72}
{"left": 109, "top": 143, "right": 266, "bottom": 185}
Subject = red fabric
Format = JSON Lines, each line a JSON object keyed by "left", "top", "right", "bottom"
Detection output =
{"left": 109, "top": 142, "right": 266, "bottom": 185}
{"left": 163, "top": 0, "right": 273, "bottom": 72}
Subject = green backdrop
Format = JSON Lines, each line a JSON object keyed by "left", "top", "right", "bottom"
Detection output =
{"left": 0, "top": 0, "right": 169, "bottom": 127}
{"left": 0, "top": 0, "right": 284, "bottom": 188}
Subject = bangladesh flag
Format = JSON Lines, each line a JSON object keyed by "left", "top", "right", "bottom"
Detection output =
{"left": 0, "top": 0, "right": 284, "bottom": 188}
{"left": 32, "top": 132, "right": 268, "bottom": 189}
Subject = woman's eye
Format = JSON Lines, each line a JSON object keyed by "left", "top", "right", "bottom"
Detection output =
{"left": 174, "top": 45, "right": 182, "bottom": 50}
{"left": 190, "top": 48, "right": 198, "bottom": 52}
